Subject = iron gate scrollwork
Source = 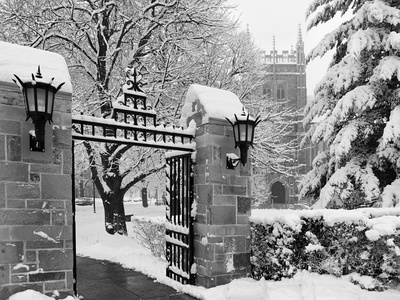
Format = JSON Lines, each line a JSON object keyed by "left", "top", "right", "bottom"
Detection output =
{"left": 165, "top": 152, "right": 195, "bottom": 284}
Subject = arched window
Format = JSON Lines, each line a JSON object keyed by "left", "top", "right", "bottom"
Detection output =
{"left": 277, "top": 84, "right": 285, "bottom": 100}
{"left": 271, "top": 181, "right": 286, "bottom": 204}
{"left": 263, "top": 86, "right": 271, "bottom": 97}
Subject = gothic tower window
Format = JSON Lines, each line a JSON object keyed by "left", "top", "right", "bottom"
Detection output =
{"left": 263, "top": 85, "right": 272, "bottom": 97}
{"left": 277, "top": 84, "right": 285, "bottom": 100}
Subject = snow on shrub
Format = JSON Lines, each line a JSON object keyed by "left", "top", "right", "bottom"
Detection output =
{"left": 131, "top": 216, "right": 166, "bottom": 258}
{"left": 250, "top": 208, "right": 400, "bottom": 290}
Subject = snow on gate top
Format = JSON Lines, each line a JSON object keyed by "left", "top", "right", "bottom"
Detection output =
{"left": 0, "top": 41, "right": 72, "bottom": 94}
{"left": 180, "top": 84, "right": 244, "bottom": 127}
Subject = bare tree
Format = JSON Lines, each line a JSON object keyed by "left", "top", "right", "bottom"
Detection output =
{"left": 0, "top": 0, "right": 298, "bottom": 231}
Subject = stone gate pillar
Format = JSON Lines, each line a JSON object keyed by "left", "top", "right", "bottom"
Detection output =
{"left": 180, "top": 84, "right": 252, "bottom": 288}
{"left": 0, "top": 42, "right": 73, "bottom": 298}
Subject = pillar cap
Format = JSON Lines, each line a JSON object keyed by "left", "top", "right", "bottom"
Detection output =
{"left": 180, "top": 84, "right": 244, "bottom": 128}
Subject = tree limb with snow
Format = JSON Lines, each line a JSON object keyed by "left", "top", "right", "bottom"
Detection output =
{"left": 300, "top": 0, "right": 400, "bottom": 209}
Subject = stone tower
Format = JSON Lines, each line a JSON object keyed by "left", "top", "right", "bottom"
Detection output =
{"left": 260, "top": 26, "right": 311, "bottom": 207}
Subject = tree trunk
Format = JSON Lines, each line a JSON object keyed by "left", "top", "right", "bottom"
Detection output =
{"left": 102, "top": 191, "right": 127, "bottom": 235}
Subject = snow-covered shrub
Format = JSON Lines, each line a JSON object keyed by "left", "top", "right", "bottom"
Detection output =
{"left": 251, "top": 222, "right": 297, "bottom": 280}
{"left": 131, "top": 216, "right": 166, "bottom": 258}
{"left": 250, "top": 208, "right": 400, "bottom": 290}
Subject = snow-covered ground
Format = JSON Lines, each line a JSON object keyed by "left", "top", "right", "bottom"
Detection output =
{"left": 10, "top": 200, "right": 400, "bottom": 300}
{"left": 75, "top": 200, "right": 400, "bottom": 300}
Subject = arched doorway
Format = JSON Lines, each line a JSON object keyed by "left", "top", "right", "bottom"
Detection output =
{"left": 271, "top": 181, "right": 286, "bottom": 204}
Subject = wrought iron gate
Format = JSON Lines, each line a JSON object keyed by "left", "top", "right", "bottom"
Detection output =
{"left": 165, "top": 152, "right": 195, "bottom": 284}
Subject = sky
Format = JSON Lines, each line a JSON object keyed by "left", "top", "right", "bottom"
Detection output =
{"left": 227, "top": 0, "right": 346, "bottom": 96}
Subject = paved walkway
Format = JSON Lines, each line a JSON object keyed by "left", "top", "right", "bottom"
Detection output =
{"left": 76, "top": 256, "right": 197, "bottom": 300}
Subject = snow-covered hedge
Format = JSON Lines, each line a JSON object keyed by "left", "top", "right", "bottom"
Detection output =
{"left": 131, "top": 216, "right": 166, "bottom": 258}
{"left": 250, "top": 208, "right": 400, "bottom": 290}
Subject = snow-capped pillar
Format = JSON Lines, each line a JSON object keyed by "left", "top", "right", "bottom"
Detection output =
{"left": 0, "top": 42, "right": 74, "bottom": 298}
{"left": 181, "top": 84, "right": 252, "bottom": 288}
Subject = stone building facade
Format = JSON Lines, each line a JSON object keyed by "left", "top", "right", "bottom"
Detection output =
{"left": 260, "top": 28, "right": 314, "bottom": 207}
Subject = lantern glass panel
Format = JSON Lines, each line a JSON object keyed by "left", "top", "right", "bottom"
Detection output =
{"left": 247, "top": 123, "right": 254, "bottom": 143}
{"left": 233, "top": 123, "right": 240, "bottom": 143}
{"left": 238, "top": 122, "right": 247, "bottom": 142}
{"left": 36, "top": 88, "right": 47, "bottom": 112}
{"left": 47, "top": 90, "right": 55, "bottom": 115}
{"left": 26, "top": 87, "right": 35, "bottom": 112}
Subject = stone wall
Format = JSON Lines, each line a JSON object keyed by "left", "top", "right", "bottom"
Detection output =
{"left": 193, "top": 118, "right": 252, "bottom": 288}
{"left": 0, "top": 82, "right": 73, "bottom": 298}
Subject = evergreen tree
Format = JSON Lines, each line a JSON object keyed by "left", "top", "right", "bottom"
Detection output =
{"left": 300, "top": 0, "right": 400, "bottom": 209}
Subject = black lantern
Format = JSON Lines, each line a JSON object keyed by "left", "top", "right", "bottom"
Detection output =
{"left": 226, "top": 108, "right": 260, "bottom": 169}
{"left": 13, "top": 66, "right": 64, "bottom": 151}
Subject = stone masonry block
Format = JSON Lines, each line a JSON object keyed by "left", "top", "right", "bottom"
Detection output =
{"left": 66, "top": 270, "right": 74, "bottom": 290}
{"left": 215, "top": 273, "right": 246, "bottom": 287}
{"left": 223, "top": 236, "right": 246, "bottom": 253}
{"left": 11, "top": 226, "right": 72, "bottom": 242}
{"left": 196, "top": 184, "right": 213, "bottom": 205}
{"left": 196, "top": 146, "right": 212, "bottom": 165}
{"left": 11, "top": 263, "right": 37, "bottom": 274}
{"left": 0, "top": 120, "right": 21, "bottom": 135}
{"left": 62, "top": 150, "right": 72, "bottom": 175}
{"left": 26, "top": 240, "right": 63, "bottom": 250}
{"left": 233, "top": 253, "right": 251, "bottom": 269}
{"left": 38, "top": 249, "right": 73, "bottom": 271}
{"left": 230, "top": 175, "right": 247, "bottom": 186}
{"left": 6, "top": 183, "right": 40, "bottom": 199}
{"left": 208, "top": 260, "right": 228, "bottom": 276}
{"left": 215, "top": 225, "right": 251, "bottom": 236}
{"left": 195, "top": 274, "right": 216, "bottom": 288}
{"left": 237, "top": 215, "right": 249, "bottom": 225}
{"left": 6, "top": 135, "right": 21, "bottom": 161}
{"left": 206, "top": 165, "right": 226, "bottom": 184}
{"left": 206, "top": 124, "right": 225, "bottom": 136}
{"left": 196, "top": 204, "right": 206, "bottom": 215}
{"left": 194, "top": 224, "right": 216, "bottom": 236}
{"left": 0, "top": 134, "right": 5, "bottom": 161}
{"left": 26, "top": 251, "right": 37, "bottom": 263}
{"left": 0, "top": 226, "right": 11, "bottom": 240}
{"left": 53, "top": 128, "right": 71, "bottom": 149}
{"left": 0, "top": 162, "right": 28, "bottom": 182}
{"left": 237, "top": 196, "right": 251, "bottom": 215}
{"left": 213, "top": 195, "right": 236, "bottom": 206}
{"left": 222, "top": 185, "right": 246, "bottom": 196}
{"left": 7, "top": 200, "right": 26, "bottom": 209}
{"left": 0, "top": 88, "right": 23, "bottom": 106}
{"left": 0, "top": 265, "right": 10, "bottom": 285}
{"left": 213, "top": 146, "right": 221, "bottom": 165}
{"left": 209, "top": 206, "right": 236, "bottom": 225}
{"left": 27, "top": 200, "right": 65, "bottom": 210}
{"left": 54, "top": 95, "right": 72, "bottom": 114}
{"left": 52, "top": 148, "right": 62, "bottom": 165}
{"left": 11, "top": 274, "right": 27, "bottom": 284}
{"left": 42, "top": 174, "right": 71, "bottom": 200}
{"left": 44, "top": 280, "right": 66, "bottom": 291}
{"left": 30, "top": 164, "right": 62, "bottom": 174}
{"left": 0, "top": 183, "right": 5, "bottom": 208}
{"left": 0, "top": 241, "right": 23, "bottom": 264}
{"left": 0, "top": 104, "right": 25, "bottom": 122}
{"left": 194, "top": 240, "right": 214, "bottom": 261}
{"left": 0, "top": 210, "right": 50, "bottom": 226}
{"left": 51, "top": 210, "right": 66, "bottom": 226}
{"left": 29, "top": 271, "right": 65, "bottom": 282}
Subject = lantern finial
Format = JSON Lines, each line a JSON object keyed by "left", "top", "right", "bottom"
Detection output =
{"left": 36, "top": 65, "right": 43, "bottom": 79}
